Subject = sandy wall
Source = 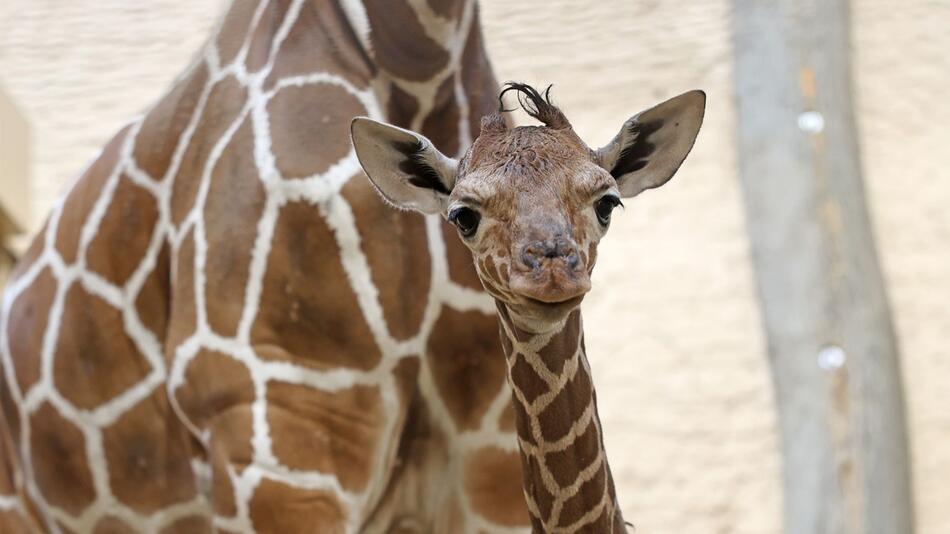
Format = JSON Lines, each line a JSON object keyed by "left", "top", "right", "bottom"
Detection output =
{"left": 0, "top": 1, "right": 946, "bottom": 532}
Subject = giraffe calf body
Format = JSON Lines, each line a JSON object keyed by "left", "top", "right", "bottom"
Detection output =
{"left": 353, "top": 82, "right": 706, "bottom": 532}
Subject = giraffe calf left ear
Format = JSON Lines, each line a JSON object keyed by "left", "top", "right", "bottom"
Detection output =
{"left": 595, "top": 90, "right": 706, "bottom": 198}
{"left": 351, "top": 117, "right": 458, "bottom": 214}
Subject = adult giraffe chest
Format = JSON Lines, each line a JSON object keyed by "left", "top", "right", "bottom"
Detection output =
{"left": 0, "top": 0, "right": 529, "bottom": 532}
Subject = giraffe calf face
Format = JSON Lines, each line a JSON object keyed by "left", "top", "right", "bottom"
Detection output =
{"left": 444, "top": 124, "right": 616, "bottom": 321}
{"left": 352, "top": 83, "right": 705, "bottom": 324}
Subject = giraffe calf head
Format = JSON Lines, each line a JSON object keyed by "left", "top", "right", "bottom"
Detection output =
{"left": 352, "top": 83, "right": 705, "bottom": 326}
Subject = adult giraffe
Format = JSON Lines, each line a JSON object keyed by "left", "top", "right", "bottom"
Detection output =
{"left": 0, "top": 0, "right": 529, "bottom": 532}
{"left": 352, "top": 83, "right": 705, "bottom": 533}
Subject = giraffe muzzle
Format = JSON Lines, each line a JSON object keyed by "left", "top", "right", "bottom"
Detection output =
{"left": 510, "top": 238, "right": 591, "bottom": 307}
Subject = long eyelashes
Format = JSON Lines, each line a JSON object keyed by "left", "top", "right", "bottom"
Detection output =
{"left": 594, "top": 195, "right": 622, "bottom": 226}
{"left": 448, "top": 206, "right": 481, "bottom": 237}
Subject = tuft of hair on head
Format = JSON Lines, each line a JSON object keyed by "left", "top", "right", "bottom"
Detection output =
{"left": 498, "top": 82, "right": 570, "bottom": 130}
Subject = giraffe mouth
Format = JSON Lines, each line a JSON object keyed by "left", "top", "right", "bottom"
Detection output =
{"left": 507, "top": 267, "right": 590, "bottom": 319}
{"left": 509, "top": 294, "right": 585, "bottom": 323}
{"left": 523, "top": 294, "right": 585, "bottom": 310}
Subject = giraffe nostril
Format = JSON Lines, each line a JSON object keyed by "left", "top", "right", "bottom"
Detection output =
{"left": 521, "top": 250, "right": 541, "bottom": 269}
{"left": 521, "top": 239, "right": 581, "bottom": 269}
{"left": 566, "top": 252, "right": 580, "bottom": 270}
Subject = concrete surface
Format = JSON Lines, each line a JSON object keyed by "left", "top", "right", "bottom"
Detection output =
{"left": 0, "top": 1, "right": 946, "bottom": 532}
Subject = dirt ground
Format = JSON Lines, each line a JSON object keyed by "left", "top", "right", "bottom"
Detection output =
{"left": 0, "top": 1, "right": 946, "bottom": 532}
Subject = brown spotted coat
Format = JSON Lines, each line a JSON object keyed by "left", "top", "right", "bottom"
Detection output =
{"left": 0, "top": 0, "right": 529, "bottom": 532}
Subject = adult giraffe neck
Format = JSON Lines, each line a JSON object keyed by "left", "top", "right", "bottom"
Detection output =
{"left": 344, "top": 0, "right": 495, "bottom": 153}
{"left": 497, "top": 304, "right": 628, "bottom": 533}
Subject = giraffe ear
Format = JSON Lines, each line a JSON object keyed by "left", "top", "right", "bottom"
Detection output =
{"left": 594, "top": 90, "right": 705, "bottom": 198}
{"left": 351, "top": 117, "right": 458, "bottom": 214}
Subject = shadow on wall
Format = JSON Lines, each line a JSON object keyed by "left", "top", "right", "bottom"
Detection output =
{"left": 0, "top": 83, "right": 30, "bottom": 285}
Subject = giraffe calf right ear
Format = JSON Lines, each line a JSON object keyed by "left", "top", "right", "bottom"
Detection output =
{"left": 595, "top": 90, "right": 706, "bottom": 198}
{"left": 351, "top": 117, "right": 458, "bottom": 214}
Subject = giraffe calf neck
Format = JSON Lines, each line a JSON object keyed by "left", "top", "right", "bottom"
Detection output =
{"left": 498, "top": 305, "right": 628, "bottom": 533}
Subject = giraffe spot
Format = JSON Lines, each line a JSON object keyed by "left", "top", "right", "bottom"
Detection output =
{"left": 263, "top": 0, "right": 371, "bottom": 90}
{"left": 387, "top": 82, "right": 420, "bottom": 129}
{"left": 340, "top": 178, "right": 430, "bottom": 341}
{"left": 441, "top": 222, "right": 484, "bottom": 291}
{"left": 203, "top": 118, "right": 264, "bottom": 337}
{"left": 175, "top": 350, "right": 255, "bottom": 517}
{"left": 426, "top": 308, "right": 507, "bottom": 431}
{"left": 21, "top": 492, "right": 44, "bottom": 532}
{"left": 249, "top": 478, "right": 346, "bottom": 533}
{"left": 92, "top": 516, "right": 135, "bottom": 534}
{"left": 135, "top": 241, "right": 171, "bottom": 340}
{"left": 7, "top": 219, "right": 48, "bottom": 285}
{"left": 208, "top": 452, "right": 239, "bottom": 519}
{"left": 267, "top": 84, "right": 365, "bottom": 179}
{"left": 526, "top": 454, "right": 555, "bottom": 523}
{"left": 364, "top": 0, "right": 449, "bottom": 82}
{"left": 55, "top": 126, "right": 130, "bottom": 264}
{"left": 427, "top": 0, "right": 463, "bottom": 20}
{"left": 159, "top": 515, "right": 212, "bottom": 534}
{"left": 245, "top": 0, "right": 289, "bottom": 73}
{"left": 0, "top": 509, "right": 34, "bottom": 534}
{"left": 536, "top": 310, "right": 581, "bottom": 377}
{"left": 0, "top": 421, "right": 18, "bottom": 495}
{"left": 166, "top": 229, "right": 197, "bottom": 359}
{"left": 555, "top": 460, "right": 608, "bottom": 530}
{"left": 460, "top": 9, "right": 501, "bottom": 141}
{"left": 464, "top": 447, "right": 530, "bottom": 527}
{"left": 376, "top": 358, "right": 459, "bottom": 527}
{"left": 53, "top": 284, "right": 152, "bottom": 410}
{"left": 101, "top": 388, "right": 197, "bottom": 514}
{"left": 169, "top": 76, "right": 247, "bottom": 226}
{"left": 6, "top": 267, "right": 56, "bottom": 394}
{"left": 479, "top": 252, "right": 512, "bottom": 296}
{"left": 510, "top": 393, "right": 536, "bottom": 448}
{"left": 216, "top": 0, "right": 258, "bottom": 66}
{"left": 266, "top": 381, "right": 383, "bottom": 492}
{"left": 29, "top": 402, "right": 95, "bottom": 515}
{"left": 134, "top": 63, "right": 209, "bottom": 181}
{"left": 498, "top": 400, "right": 517, "bottom": 432}
{"left": 499, "top": 323, "right": 513, "bottom": 355}
{"left": 388, "top": 356, "right": 426, "bottom": 465}
{"left": 476, "top": 258, "right": 507, "bottom": 302}
{"left": 585, "top": 242, "right": 598, "bottom": 273}
{"left": 537, "top": 363, "right": 593, "bottom": 444}
{"left": 0, "top": 369, "right": 21, "bottom": 470}
{"left": 392, "top": 356, "right": 422, "bottom": 405}
{"left": 421, "top": 76, "right": 460, "bottom": 157}
{"left": 175, "top": 349, "right": 255, "bottom": 444}
{"left": 87, "top": 175, "right": 160, "bottom": 286}
{"left": 509, "top": 353, "right": 548, "bottom": 406}
{"left": 251, "top": 201, "right": 382, "bottom": 371}
{"left": 544, "top": 415, "right": 600, "bottom": 489}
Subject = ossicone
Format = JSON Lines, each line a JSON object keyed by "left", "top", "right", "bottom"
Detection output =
{"left": 480, "top": 113, "right": 508, "bottom": 136}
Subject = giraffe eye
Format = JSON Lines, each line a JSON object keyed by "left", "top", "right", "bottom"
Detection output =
{"left": 595, "top": 195, "right": 622, "bottom": 226}
{"left": 448, "top": 206, "right": 481, "bottom": 237}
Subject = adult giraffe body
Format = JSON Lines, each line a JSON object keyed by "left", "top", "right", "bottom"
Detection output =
{"left": 0, "top": 1, "right": 530, "bottom": 532}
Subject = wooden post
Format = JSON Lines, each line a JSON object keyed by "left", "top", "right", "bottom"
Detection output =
{"left": 730, "top": 1, "right": 914, "bottom": 533}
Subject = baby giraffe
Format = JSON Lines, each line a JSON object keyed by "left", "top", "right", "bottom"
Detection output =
{"left": 352, "top": 83, "right": 704, "bottom": 533}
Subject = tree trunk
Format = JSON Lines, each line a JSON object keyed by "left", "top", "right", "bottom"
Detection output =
{"left": 730, "top": 1, "right": 914, "bottom": 533}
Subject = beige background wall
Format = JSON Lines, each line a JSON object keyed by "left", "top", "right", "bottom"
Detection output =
{"left": 0, "top": 1, "right": 946, "bottom": 533}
